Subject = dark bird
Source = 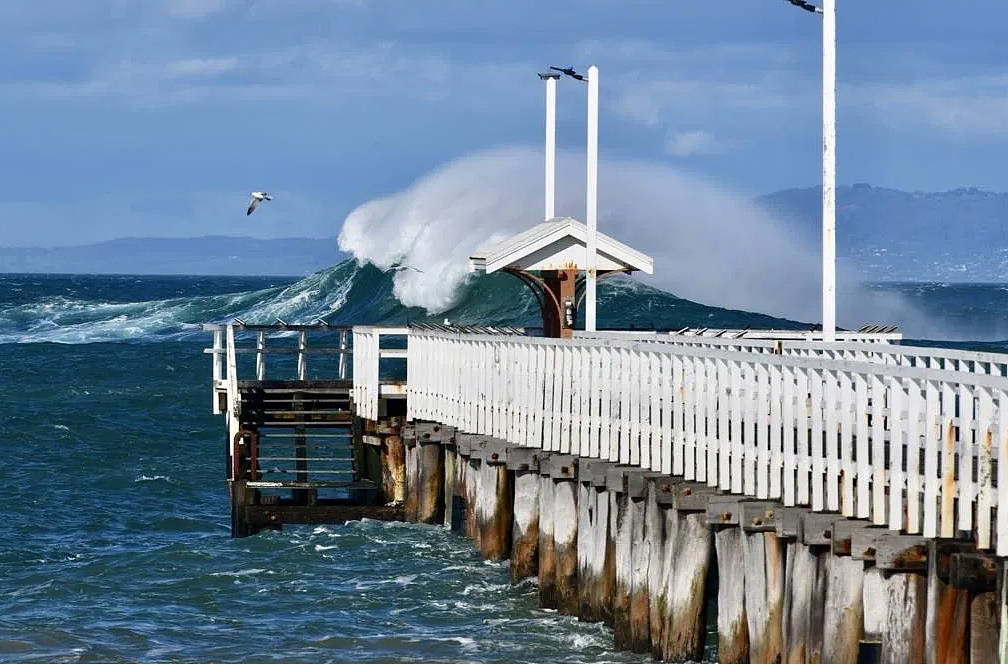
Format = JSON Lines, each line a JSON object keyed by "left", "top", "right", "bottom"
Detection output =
{"left": 550, "top": 66, "right": 585, "bottom": 81}
{"left": 247, "top": 191, "right": 272, "bottom": 216}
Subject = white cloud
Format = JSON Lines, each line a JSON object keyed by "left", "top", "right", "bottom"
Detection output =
{"left": 858, "top": 75, "right": 1008, "bottom": 138}
{"left": 665, "top": 130, "right": 723, "bottom": 157}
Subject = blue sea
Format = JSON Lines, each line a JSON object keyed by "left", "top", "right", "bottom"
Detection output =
{"left": 2, "top": 265, "right": 1006, "bottom": 663}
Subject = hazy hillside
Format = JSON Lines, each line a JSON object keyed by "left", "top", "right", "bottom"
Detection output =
{"left": 757, "top": 184, "right": 1008, "bottom": 281}
{"left": 0, "top": 236, "right": 345, "bottom": 276}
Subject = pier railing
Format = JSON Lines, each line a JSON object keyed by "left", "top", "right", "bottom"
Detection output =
{"left": 406, "top": 327, "right": 1008, "bottom": 556}
{"left": 577, "top": 329, "right": 1008, "bottom": 376}
{"left": 204, "top": 323, "right": 354, "bottom": 416}
{"left": 351, "top": 326, "right": 409, "bottom": 420}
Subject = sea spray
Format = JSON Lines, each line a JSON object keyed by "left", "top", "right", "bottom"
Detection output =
{"left": 336, "top": 145, "right": 918, "bottom": 329}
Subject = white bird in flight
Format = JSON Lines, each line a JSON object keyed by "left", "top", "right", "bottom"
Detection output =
{"left": 247, "top": 191, "right": 272, "bottom": 216}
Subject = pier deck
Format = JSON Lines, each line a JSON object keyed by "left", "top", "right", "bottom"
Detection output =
{"left": 203, "top": 321, "right": 1008, "bottom": 662}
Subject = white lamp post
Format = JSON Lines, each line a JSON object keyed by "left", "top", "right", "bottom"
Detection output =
{"left": 585, "top": 65, "right": 599, "bottom": 332}
{"left": 538, "top": 72, "right": 559, "bottom": 221}
{"left": 785, "top": 0, "right": 836, "bottom": 341}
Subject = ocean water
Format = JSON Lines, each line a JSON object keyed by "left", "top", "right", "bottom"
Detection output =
{"left": 2, "top": 266, "right": 1006, "bottom": 663}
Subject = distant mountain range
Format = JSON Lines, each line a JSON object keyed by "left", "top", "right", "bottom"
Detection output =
{"left": 756, "top": 184, "right": 1008, "bottom": 282}
{"left": 1, "top": 185, "right": 1006, "bottom": 280}
{"left": 0, "top": 236, "right": 344, "bottom": 276}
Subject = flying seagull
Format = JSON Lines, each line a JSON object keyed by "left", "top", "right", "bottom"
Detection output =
{"left": 550, "top": 65, "right": 585, "bottom": 82}
{"left": 247, "top": 191, "right": 272, "bottom": 216}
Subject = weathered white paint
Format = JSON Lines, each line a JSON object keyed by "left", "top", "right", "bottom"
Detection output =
{"left": 881, "top": 571, "right": 927, "bottom": 664}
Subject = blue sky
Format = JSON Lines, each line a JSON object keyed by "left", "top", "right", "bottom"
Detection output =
{"left": 1, "top": 0, "right": 1006, "bottom": 246}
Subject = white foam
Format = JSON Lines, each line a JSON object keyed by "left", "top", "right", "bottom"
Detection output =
{"left": 337, "top": 145, "right": 934, "bottom": 333}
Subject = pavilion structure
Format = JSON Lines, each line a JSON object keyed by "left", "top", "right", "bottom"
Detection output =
{"left": 468, "top": 216, "right": 653, "bottom": 338}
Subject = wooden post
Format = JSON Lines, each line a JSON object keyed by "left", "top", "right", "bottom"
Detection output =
{"left": 970, "top": 589, "right": 999, "bottom": 664}
{"left": 256, "top": 330, "right": 266, "bottom": 380}
{"left": 510, "top": 461, "right": 540, "bottom": 582}
{"left": 417, "top": 440, "right": 445, "bottom": 524}
{"left": 466, "top": 455, "right": 482, "bottom": 550}
{"left": 644, "top": 479, "right": 665, "bottom": 660}
{"left": 666, "top": 510, "right": 712, "bottom": 662}
{"left": 577, "top": 476, "right": 600, "bottom": 620}
{"left": 297, "top": 330, "right": 307, "bottom": 380}
{"left": 743, "top": 531, "right": 785, "bottom": 664}
{"left": 539, "top": 473, "right": 558, "bottom": 609}
{"left": 925, "top": 542, "right": 969, "bottom": 664}
{"left": 478, "top": 451, "right": 513, "bottom": 562}
{"left": 614, "top": 491, "right": 633, "bottom": 650}
{"left": 715, "top": 526, "right": 749, "bottom": 664}
{"left": 443, "top": 442, "right": 457, "bottom": 528}
{"left": 404, "top": 428, "right": 419, "bottom": 522}
{"left": 628, "top": 493, "right": 651, "bottom": 654}
{"left": 784, "top": 541, "right": 821, "bottom": 664}
{"left": 881, "top": 572, "right": 927, "bottom": 664}
{"left": 602, "top": 488, "right": 617, "bottom": 628}
{"left": 823, "top": 555, "right": 864, "bottom": 664}
{"left": 553, "top": 477, "right": 579, "bottom": 615}
{"left": 382, "top": 425, "right": 406, "bottom": 506}
{"left": 862, "top": 565, "right": 886, "bottom": 650}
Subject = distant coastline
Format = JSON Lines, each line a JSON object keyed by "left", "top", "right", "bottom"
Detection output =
{"left": 0, "top": 236, "right": 345, "bottom": 277}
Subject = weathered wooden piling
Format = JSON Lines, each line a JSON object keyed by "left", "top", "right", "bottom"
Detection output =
{"left": 580, "top": 461, "right": 612, "bottom": 623}
{"left": 743, "top": 528, "right": 785, "bottom": 664}
{"left": 784, "top": 539, "right": 820, "bottom": 664}
{"left": 451, "top": 433, "right": 471, "bottom": 534}
{"left": 475, "top": 439, "right": 512, "bottom": 561}
{"left": 610, "top": 466, "right": 634, "bottom": 651}
{"left": 626, "top": 471, "right": 651, "bottom": 654}
{"left": 539, "top": 471, "right": 558, "bottom": 609}
{"left": 416, "top": 423, "right": 446, "bottom": 524}
{"left": 549, "top": 454, "right": 579, "bottom": 615}
{"left": 508, "top": 447, "right": 540, "bottom": 583}
{"left": 875, "top": 535, "right": 929, "bottom": 664}
{"left": 577, "top": 460, "right": 601, "bottom": 621}
{"left": 711, "top": 497, "right": 748, "bottom": 664}
{"left": 465, "top": 447, "right": 482, "bottom": 550}
{"left": 663, "top": 482, "right": 712, "bottom": 663}
{"left": 823, "top": 554, "right": 864, "bottom": 664}
{"left": 443, "top": 438, "right": 457, "bottom": 529}
{"left": 644, "top": 477, "right": 665, "bottom": 660}
{"left": 403, "top": 424, "right": 419, "bottom": 522}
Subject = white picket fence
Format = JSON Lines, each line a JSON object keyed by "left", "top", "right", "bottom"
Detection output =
{"left": 399, "top": 327, "right": 1008, "bottom": 556}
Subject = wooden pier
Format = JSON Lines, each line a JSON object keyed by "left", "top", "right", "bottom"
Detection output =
{"left": 204, "top": 323, "right": 408, "bottom": 536}
{"left": 205, "top": 321, "right": 1008, "bottom": 663}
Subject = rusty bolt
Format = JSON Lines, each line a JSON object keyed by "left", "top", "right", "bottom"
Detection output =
{"left": 561, "top": 466, "right": 570, "bottom": 475}
{"left": 823, "top": 530, "right": 832, "bottom": 539}
{"left": 433, "top": 425, "right": 440, "bottom": 432}
{"left": 422, "top": 433, "right": 431, "bottom": 440}
{"left": 751, "top": 517, "right": 763, "bottom": 526}
{"left": 722, "top": 512, "right": 732, "bottom": 522}
{"left": 866, "top": 547, "right": 877, "bottom": 557}
{"left": 682, "top": 487, "right": 693, "bottom": 496}
{"left": 491, "top": 453, "right": 499, "bottom": 461}
{"left": 662, "top": 482, "right": 671, "bottom": 492}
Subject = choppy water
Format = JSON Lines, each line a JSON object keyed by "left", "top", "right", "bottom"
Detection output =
{"left": 2, "top": 269, "right": 1006, "bottom": 663}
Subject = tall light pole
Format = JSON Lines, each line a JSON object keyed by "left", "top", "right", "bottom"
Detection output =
{"left": 785, "top": 0, "right": 835, "bottom": 341}
{"left": 538, "top": 72, "right": 560, "bottom": 221}
{"left": 548, "top": 65, "right": 600, "bottom": 332}
{"left": 585, "top": 65, "right": 599, "bottom": 332}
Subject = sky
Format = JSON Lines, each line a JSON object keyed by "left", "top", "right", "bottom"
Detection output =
{"left": 0, "top": 0, "right": 1006, "bottom": 247}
